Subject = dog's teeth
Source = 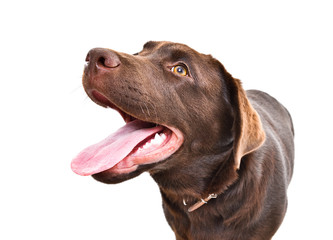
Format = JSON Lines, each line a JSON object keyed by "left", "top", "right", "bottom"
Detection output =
{"left": 150, "top": 133, "right": 163, "bottom": 145}
{"left": 153, "top": 133, "right": 164, "bottom": 144}
{"left": 150, "top": 135, "right": 157, "bottom": 145}
{"left": 138, "top": 133, "right": 166, "bottom": 153}
{"left": 143, "top": 142, "right": 150, "bottom": 149}
{"left": 160, "top": 133, "right": 166, "bottom": 140}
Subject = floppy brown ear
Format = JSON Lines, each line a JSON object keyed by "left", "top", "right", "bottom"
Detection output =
{"left": 230, "top": 78, "right": 266, "bottom": 169}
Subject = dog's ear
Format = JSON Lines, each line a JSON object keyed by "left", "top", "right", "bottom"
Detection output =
{"left": 230, "top": 78, "right": 266, "bottom": 169}
{"left": 204, "top": 61, "right": 266, "bottom": 197}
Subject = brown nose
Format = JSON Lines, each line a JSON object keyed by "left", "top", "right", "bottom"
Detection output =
{"left": 85, "top": 48, "right": 121, "bottom": 69}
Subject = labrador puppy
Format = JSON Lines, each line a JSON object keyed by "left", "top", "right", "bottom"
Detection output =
{"left": 72, "top": 41, "right": 294, "bottom": 240}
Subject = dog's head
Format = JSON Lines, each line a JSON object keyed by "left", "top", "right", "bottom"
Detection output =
{"left": 71, "top": 41, "right": 265, "bottom": 188}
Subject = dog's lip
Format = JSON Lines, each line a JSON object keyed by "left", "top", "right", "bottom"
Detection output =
{"left": 90, "top": 90, "right": 136, "bottom": 123}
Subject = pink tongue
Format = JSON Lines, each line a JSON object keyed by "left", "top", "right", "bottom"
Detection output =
{"left": 71, "top": 120, "right": 163, "bottom": 176}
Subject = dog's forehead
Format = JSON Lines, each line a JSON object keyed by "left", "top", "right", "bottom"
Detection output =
{"left": 141, "top": 41, "right": 194, "bottom": 55}
{"left": 142, "top": 41, "right": 163, "bottom": 50}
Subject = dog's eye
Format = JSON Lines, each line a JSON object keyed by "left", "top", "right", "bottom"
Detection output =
{"left": 171, "top": 65, "right": 188, "bottom": 76}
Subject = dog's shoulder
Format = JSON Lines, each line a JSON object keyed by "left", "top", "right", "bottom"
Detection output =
{"left": 246, "top": 90, "right": 293, "bottom": 129}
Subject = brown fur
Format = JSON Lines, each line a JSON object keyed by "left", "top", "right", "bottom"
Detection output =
{"left": 82, "top": 41, "right": 294, "bottom": 240}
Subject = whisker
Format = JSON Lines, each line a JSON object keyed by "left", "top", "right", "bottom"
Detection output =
{"left": 83, "top": 96, "right": 91, "bottom": 103}
{"left": 70, "top": 85, "right": 84, "bottom": 95}
{"left": 149, "top": 101, "right": 158, "bottom": 120}
{"left": 139, "top": 103, "right": 145, "bottom": 115}
{"left": 144, "top": 102, "right": 151, "bottom": 117}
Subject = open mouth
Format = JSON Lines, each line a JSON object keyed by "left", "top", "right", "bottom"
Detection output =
{"left": 71, "top": 90, "right": 184, "bottom": 176}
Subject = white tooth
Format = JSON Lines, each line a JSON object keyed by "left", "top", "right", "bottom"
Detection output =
{"left": 153, "top": 133, "right": 163, "bottom": 144}
{"left": 160, "top": 133, "right": 166, "bottom": 140}
{"left": 151, "top": 135, "right": 158, "bottom": 144}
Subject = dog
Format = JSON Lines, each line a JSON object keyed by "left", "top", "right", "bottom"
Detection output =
{"left": 72, "top": 41, "right": 294, "bottom": 240}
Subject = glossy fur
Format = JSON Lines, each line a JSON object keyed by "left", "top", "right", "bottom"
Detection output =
{"left": 82, "top": 41, "right": 294, "bottom": 240}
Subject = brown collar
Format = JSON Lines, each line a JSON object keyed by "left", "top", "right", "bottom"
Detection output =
{"left": 184, "top": 193, "right": 218, "bottom": 212}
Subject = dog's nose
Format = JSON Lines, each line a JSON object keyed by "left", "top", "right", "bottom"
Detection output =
{"left": 86, "top": 48, "right": 121, "bottom": 70}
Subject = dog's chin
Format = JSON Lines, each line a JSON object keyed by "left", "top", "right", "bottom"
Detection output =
{"left": 91, "top": 164, "right": 155, "bottom": 184}
{"left": 92, "top": 170, "right": 143, "bottom": 184}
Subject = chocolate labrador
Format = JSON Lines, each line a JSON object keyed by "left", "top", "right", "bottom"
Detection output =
{"left": 72, "top": 41, "right": 294, "bottom": 240}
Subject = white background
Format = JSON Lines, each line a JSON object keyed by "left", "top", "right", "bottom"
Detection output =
{"left": 1, "top": 0, "right": 332, "bottom": 239}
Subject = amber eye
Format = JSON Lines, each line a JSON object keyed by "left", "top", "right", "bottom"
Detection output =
{"left": 171, "top": 65, "right": 188, "bottom": 76}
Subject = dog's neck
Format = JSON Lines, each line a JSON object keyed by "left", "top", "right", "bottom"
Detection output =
{"left": 150, "top": 148, "right": 238, "bottom": 212}
{"left": 151, "top": 152, "right": 267, "bottom": 239}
